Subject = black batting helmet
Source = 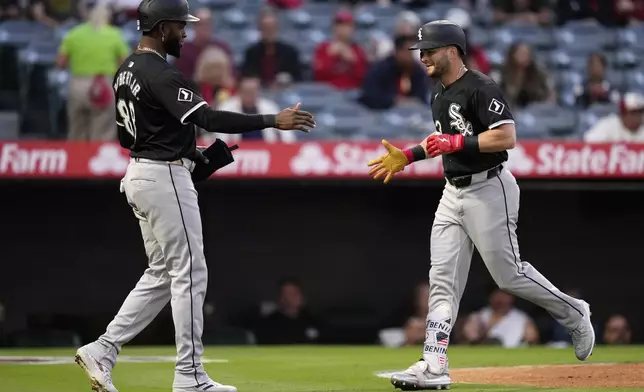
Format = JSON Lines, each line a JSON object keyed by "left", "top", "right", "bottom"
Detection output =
{"left": 137, "top": 0, "right": 199, "bottom": 32}
{"left": 409, "top": 20, "right": 466, "bottom": 55}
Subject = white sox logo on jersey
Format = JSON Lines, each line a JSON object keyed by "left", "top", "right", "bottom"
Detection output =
{"left": 177, "top": 88, "right": 193, "bottom": 102}
{"left": 448, "top": 103, "right": 473, "bottom": 136}
{"left": 488, "top": 98, "right": 505, "bottom": 115}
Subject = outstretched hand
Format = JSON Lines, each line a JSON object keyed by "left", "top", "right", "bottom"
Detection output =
{"left": 366, "top": 139, "right": 409, "bottom": 184}
{"left": 275, "top": 102, "right": 316, "bottom": 132}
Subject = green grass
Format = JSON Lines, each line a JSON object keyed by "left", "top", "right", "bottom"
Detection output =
{"left": 0, "top": 345, "right": 642, "bottom": 392}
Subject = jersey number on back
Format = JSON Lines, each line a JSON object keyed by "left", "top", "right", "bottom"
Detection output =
{"left": 117, "top": 98, "right": 137, "bottom": 139}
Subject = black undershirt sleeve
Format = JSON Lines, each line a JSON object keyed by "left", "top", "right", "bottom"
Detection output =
{"left": 187, "top": 105, "right": 277, "bottom": 134}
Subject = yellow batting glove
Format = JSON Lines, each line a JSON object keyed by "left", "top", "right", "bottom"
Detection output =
{"left": 366, "top": 139, "right": 409, "bottom": 184}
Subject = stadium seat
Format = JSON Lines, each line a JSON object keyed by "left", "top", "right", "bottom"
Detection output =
{"left": 514, "top": 110, "right": 550, "bottom": 139}
{"left": 616, "top": 24, "right": 644, "bottom": 51}
{"left": 521, "top": 103, "right": 578, "bottom": 137}
{"left": 611, "top": 49, "right": 640, "bottom": 70}
{"left": 577, "top": 102, "right": 617, "bottom": 134}
{"left": 491, "top": 26, "right": 555, "bottom": 51}
{"left": 547, "top": 50, "right": 588, "bottom": 72}
{"left": 220, "top": 7, "right": 249, "bottom": 30}
{"left": 554, "top": 23, "right": 616, "bottom": 53}
{"left": 553, "top": 69, "right": 584, "bottom": 90}
{"left": 624, "top": 69, "right": 644, "bottom": 91}
{"left": 380, "top": 104, "right": 434, "bottom": 137}
{"left": 197, "top": 0, "right": 236, "bottom": 10}
{"left": 283, "top": 9, "right": 313, "bottom": 30}
{"left": 0, "top": 20, "right": 51, "bottom": 47}
{"left": 467, "top": 26, "right": 490, "bottom": 48}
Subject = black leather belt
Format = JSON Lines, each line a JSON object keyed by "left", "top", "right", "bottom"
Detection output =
{"left": 446, "top": 165, "right": 503, "bottom": 188}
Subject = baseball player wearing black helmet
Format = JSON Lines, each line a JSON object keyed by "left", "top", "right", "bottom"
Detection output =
{"left": 368, "top": 20, "right": 595, "bottom": 390}
{"left": 73, "top": 1, "right": 315, "bottom": 392}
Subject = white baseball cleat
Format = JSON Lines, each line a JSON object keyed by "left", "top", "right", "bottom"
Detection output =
{"left": 173, "top": 379, "right": 237, "bottom": 392}
{"left": 75, "top": 346, "right": 118, "bottom": 392}
{"left": 390, "top": 359, "right": 451, "bottom": 390}
{"left": 570, "top": 300, "right": 596, "bottom": 361}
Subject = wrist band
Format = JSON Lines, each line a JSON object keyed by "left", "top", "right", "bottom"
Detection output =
{"left": 403, "top": 145, "right": 426, "bottom": 163}
{"left": 463, "top": 136, "right": 479, "bottom": 152}
{"left": 263, "top": 114, "right": 276, "bottom": 128}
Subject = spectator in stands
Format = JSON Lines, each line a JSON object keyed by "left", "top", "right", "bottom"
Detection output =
{"left": 359, "top": 34, "right": 429, "bottom": 110}
{"left": 267, "top": 0, "right": 302, "bottom": 9}
{"left": 499, "top": 42, "right": 554, "bottom": 108}
{"left": 313, "top": 9, "right": 368, "bottom": 90}
{"left": 56, "top": 3, "right": 129, "bottom": 140}
{"left": 401, "top": 282, "right": 429, "bottom": 346}
{"left": 174, "top": 8, "right": 233, "bottom": 81}
{"left": 0, "top": 0, "right": 27, "bottom": 20}
{"left": 102, "top": 0, "right": 139, "bottom": 25}
{"left": 574, "top": 52, "right": 620, "bottom": 108}
{"left": 460, "top": 288, "right": 540, "bottom": 348}
{"left": 378, "top": 282, "right": 429, "bottom": 347}
{"left": 584, "top": 92, "right": 644, "bottom": 142}
{"left": 555, "top": 0, "right": 617, "bottom": 26}
{"left": 31, "top": 0, "right": 86, "bottom": 28}
{"left": 210, "top": 76, "right": 293, "bottom": 143}
{"left": 367, "top": 10, "right": 420, "bottom": 62}
{"left": 241, "top": 8, "right": 302, "bottom": 90}
{"left": 615, "top": 0, "right": 644, "bottom": 25}
{"left": 603, "top": 314, "right": 632, "bottom": 344}
{"left": 492, "top": 0, "right": 552, "bottom": 26}
{"left": 253, "top": 278, "right": 323, "bottom": 345}
{"left": 194, "top": 46, "right": 236, "bottom": 108}
{"left": 445, "top": 7, "right": 491, "bottom": 75}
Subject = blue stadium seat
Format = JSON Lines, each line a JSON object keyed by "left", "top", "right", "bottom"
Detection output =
{"left": 302, "top": 2, "right": 342, "bottom": 17}
{"left": 491, "top": 26, "right": 555, "bottom": 51}
{"left": 547, "top": 50, "right": 588, "bottom": 72}
{"left": 426, "top": 3, "right": 459, "bottom": 19}
{"left": 18, "top": 39, "right": 59, "bottom": 66}
{"left": 554, "top": 69, "right": 584, "bottom": 89}
{"left": 514, "top": 111, "right": 549, "bottom": 139}
{"left": 577, "top": 102, "right": 617, "bottom": 135}
{"left": 610, "top": 49, "right": 640, "bottom": 70}
{"left": 220, "top": 7, "right": 249, "bottom": 30}
{"left": 616, "top": 25, "right": 644, "bottom": 51}
{"left": 521, "top": 103, "right": 578, "bottom": 137}
{"left": 380, "top": 104, "right": 434, "bottom": 137}
{"left": 0, "top": 20, "right": 52, "bottom": 47}
{"left": 197, "top": 0, "right": 236, "bottom": 10}
{"left": 554, "top": 23, "right": 616, "bottom": 53}
{"left": 624, "top": 69, "right": 644, "bottom": 91}
{"left": 283, "top": 9, "right": 313, "bottom": 30}
{"left": 467, "top": 26, "right": 490, "bottom": 48}
{"left": 606, "top": 69, "right": 626, "bottom": 91}
{"left": 276, "top": 82, "right": 342, "bottom": 113}
{"left": 356, "top": 3, "right": 404, "bottom": 18}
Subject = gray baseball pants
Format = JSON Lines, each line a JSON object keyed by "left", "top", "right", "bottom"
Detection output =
{"left": 423, "top": 167, "right": 585, "bottom": 373}
{"left": 90, "top": 158, "right": 209, "bottom": 388}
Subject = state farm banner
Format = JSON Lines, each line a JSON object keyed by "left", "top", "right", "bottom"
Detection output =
{"left": 0, "top": 140, "right": 643, "bottom": 179}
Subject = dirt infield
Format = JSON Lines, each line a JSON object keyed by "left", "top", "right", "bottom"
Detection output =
{"left": 451, "top": 363, "right": 644, "bottom": 388}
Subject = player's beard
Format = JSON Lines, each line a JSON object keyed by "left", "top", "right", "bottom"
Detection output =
{"left": 165, "top": 37, "right": 182, "bottom": 58}
{"left": 430, "top": 56, "right": 450, "bottom": 78}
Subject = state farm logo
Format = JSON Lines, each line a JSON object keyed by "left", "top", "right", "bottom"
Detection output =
{"left": 290, "top": 142, "right": 443, "bottom": 176}
{"left": 290, "top": 143, "right": 333, "bottom": 174}
{"left": 89, "top": 144, "right": 129, "bottom": 175}
{"left": 0, "top": 143, "right": 67, "bottom": 174}
{"left": 505, "top": 143, "right": 535, "bottom": 175}
{"left": 534, "top": 143, "right": 644, "bottom": 175}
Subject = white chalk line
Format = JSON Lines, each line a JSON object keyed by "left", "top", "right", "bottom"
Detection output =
{"left": 0, "top": 355, "right": 228, "bottom": 365}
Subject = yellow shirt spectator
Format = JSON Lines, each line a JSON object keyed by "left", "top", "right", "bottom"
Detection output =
{"left": 58, "top": 22, "right": 130, "bottom": 76}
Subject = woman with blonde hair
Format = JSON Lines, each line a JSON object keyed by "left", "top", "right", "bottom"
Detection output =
{"left": 194, "top": 45, "right": 236, "bottom": 106}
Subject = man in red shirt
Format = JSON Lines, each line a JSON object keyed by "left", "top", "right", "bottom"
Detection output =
{"left": 312, "top": 9, "right": 368, "bottom": 90}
